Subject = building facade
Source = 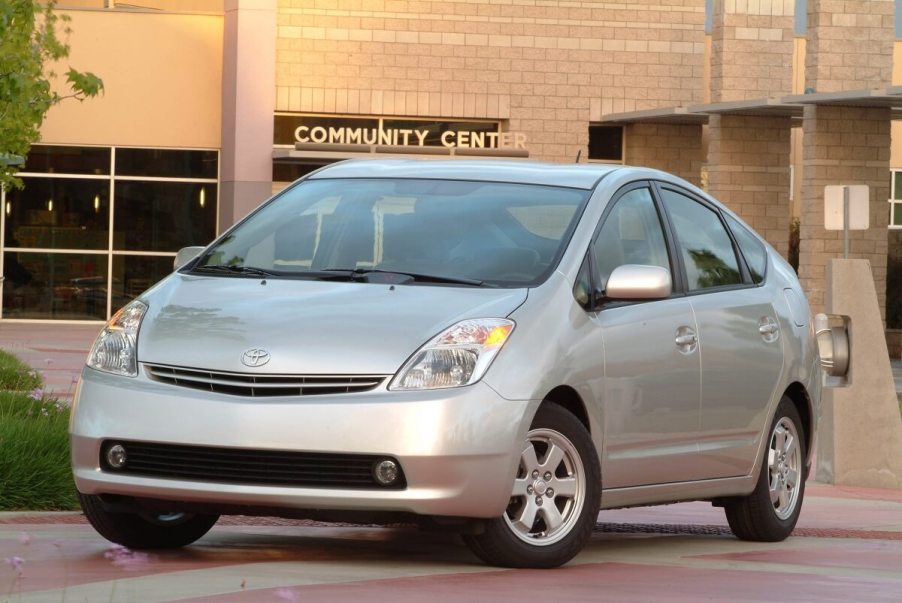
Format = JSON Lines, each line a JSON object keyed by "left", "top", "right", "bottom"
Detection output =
{"left": 2, "top": 0, "right": 902, "bottom": 351}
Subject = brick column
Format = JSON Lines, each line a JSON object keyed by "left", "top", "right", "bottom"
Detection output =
{"left": 710, "top": 0, "right": 794, "bottom": 102}
{"left": 706, "top": 114, "right": 791, "bottom": 258}
{"left": 798, "top": 106, "right": 891, "bottom": 315}
{"left": 623, "top": 123, "right": 704, "bottom": 187}
{"left": 704, "top": 2, "right": 794, "bottom": 257}
{"left": 798, "top": 0, "right": 894, "bottom": 316}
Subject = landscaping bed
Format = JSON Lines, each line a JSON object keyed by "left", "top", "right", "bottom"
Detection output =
{"left": 0, "top": 350, "right": 78, "bottom": 511}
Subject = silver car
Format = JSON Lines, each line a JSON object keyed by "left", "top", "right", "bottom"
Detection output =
{"left": 71, "top": 160, "right": 821, "bottom": 568}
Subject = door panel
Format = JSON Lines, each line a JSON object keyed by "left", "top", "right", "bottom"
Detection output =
{"left": 690, "top": 289, "right": 783, "bottom": 478}
{"left": 586, "top": 184, "right": 702, "bottom": 489}
{"left": 597, "top": 298, "right": 703, "bottom": 487}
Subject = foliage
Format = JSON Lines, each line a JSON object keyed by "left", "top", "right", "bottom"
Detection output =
{"left": 0, "top": 349, "right": 41, "bottom": 390}
{"left": 0, "top": 351, "right": 76, "bottom": 511}
{"left": 0, "top": 0, "right": 103, "bottom": 191}
{"left": 788, "top": 217, "right": 800, "bottom": 273}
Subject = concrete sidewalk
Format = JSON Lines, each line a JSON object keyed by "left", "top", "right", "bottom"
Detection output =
{"left": 1, "top": 482, "right": 900, "bottom": 601}
{"left": 0, "top": 323, "right": 99, "bottom": 398}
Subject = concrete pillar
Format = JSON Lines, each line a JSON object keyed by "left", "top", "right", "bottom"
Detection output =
{"left": 816, "top": 259, "right": 902, "bottom": 489}
{"left": 710, "top": 0, "right": 794, "bottom": 102}
{"left": 622, "top": 123, "right": 704, "bottom": 187}
{"left": 219, "top": 0, "right": 277, "bottom": 233}
{"left": 798, "top": 0, "right": 894, "bottom": 316}
{"left": 706, "top": 114, "right": 792, "bottom": 258}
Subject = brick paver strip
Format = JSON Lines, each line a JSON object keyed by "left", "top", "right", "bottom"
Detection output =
{"left": 3, "top": 514, "right": 900, "bottom": 540}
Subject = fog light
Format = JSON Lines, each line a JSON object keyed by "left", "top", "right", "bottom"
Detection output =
{"left": 373, "top": 459, "right": 399, "bottom": 486}
{"left": 106, "top": 444, "right": 127, "bottom": 469}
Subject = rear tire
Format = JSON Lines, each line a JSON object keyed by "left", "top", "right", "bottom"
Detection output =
{"left": 79, "top": 493, "right": 219, "bottom": 549}
{"left": 725, "top": 397, "right": 806, "bottom": 541}
{"left": 463, "top": 404, "right": 601, "bottom": 568}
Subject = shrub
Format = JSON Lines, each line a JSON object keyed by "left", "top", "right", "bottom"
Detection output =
{"left": 0, "top": 353, "right": 77, "bottom": 511}
{"left": 0, "top": 349, "right": 41, "bottom": 391}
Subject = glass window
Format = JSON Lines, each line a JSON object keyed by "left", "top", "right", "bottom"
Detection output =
{"left": 726, "top": 215, "right": 767, "bottom": 284}
{"left": 662, "top": 188, "right": 742, "bottom": 291}
{"left": 114, "top": 181, "right": 216, "bottom": 252}
{"left": 111, "top": 255, "right": 174, "bottom": 310}
{"left": 20, "top": 145, "right": 110, "bottom": 175}
{"left": 115, "top": 148, "right": 218, "bottom": 179}
{"left": 588, "top": 126, "right": 623, "bottom": 162}
{"left": 197, "top": 179, "right": 589, "bottom": 287}
{"left": 592, "top": 187, "right": 670, "bottom": 290}
{"left": 4, "top": 177, "right": 110, "bottom": 250}
{"left": 2, "top": 252, "right": 108, "bottom": 320}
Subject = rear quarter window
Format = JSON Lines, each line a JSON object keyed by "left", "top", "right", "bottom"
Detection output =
{"left": 725, "top": 215, "right": 768, "bottom": 284}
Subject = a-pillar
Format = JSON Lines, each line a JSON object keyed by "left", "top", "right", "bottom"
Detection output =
{"left": 798, "top": 0, "right": 894, "bottom": 316}
{"left": 219, "top": 0, "right": 277, "bottom": 233}
{"left": 622, "top": 123, "right": 704, "bottom": 187}
{"left": 706, "top": 115, "right": 792, "bottom": 258}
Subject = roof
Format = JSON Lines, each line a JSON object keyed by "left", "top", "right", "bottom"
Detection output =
{"left": 307, "top": 159, "right": 621, "bottom": 190}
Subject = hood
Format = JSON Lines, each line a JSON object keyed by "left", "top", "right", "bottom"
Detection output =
{"left": 137, "top": 274, "right": 528, "bottom": 375}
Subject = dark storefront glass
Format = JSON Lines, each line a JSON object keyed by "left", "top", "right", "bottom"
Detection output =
{"left": 21, "top": 145, "right": 111, "bottom": 175}
{"left": 588, "top": 125, "right": 624, "bottom": 161}
{"left": 111, "top": 255, "right": 173, "bottom": 309}
{"left": 4, "top": 177, "right": 110, "bottom": 250}
{"left": 113, "top": 181, "right": 216, "bottom": 252}
{"left": 2, "top": 252, "right": 108, "bottom": 320}
{"left": 272, "top": 161, "right": 336, "bottom": 183}
{"left": 115, "top": 148, "right": 218, "bottom": 179}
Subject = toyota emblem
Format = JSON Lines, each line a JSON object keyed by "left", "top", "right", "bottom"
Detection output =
{"left": 241, "top": 348, "right": 271, "bottom": 367}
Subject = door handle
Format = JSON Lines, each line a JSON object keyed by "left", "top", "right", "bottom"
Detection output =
{"left": 758, "top": 316, "right": 780, "bottom": 343}
{"left": 674, "top": 326, "right": 698, "bottom": 354}
{"left": 675, "top": 334, "right": 697, "bottom": 346}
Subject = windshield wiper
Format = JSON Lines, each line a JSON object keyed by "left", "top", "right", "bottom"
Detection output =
{"left": 192, "top": 265, "right": 280, "bottom": 278}
{"left": 322, "top": 268, "right": 488, "bottom": 287}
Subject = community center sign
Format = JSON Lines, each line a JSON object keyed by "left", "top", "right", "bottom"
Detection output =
{"left": 274, "top": 114, "right": 527, "bottom": 151}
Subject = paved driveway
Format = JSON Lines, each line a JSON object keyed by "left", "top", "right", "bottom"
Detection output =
{"left": 2, "top": 483, "right": 901, "bottom": 602}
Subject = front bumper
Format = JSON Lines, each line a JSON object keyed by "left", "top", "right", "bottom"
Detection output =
{"left": 71, "top": 367, "right": 537, "bottom": 519}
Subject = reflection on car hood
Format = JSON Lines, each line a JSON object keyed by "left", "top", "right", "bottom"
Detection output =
{"left": 137, "top": 274, "right": 528, "bottom": 375}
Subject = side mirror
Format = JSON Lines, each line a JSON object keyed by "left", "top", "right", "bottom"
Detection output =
{"left": 174, "top": 246, "right": 205, "bottom": 270}
{"left": 605, "top": 264, "right": 672, "bottom": 301}
{"left": 814, "top": 313, "right": 850, "bottom": 379}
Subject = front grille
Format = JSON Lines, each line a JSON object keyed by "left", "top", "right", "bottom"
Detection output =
{"left": 144, "top": 364, "right": 387, "bottom": 397}
{"left": 101, "top": 441, "right": 406, "bottom": 490}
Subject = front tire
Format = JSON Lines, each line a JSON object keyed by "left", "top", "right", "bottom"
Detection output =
{"left": 725, "top": 397, "right": 806, "bottom": 541}
{"left": 463, "top": 404, "right": 601, "bottom": 568}
{"left": 79, "top": 493, "right": 219, "bottom": 549}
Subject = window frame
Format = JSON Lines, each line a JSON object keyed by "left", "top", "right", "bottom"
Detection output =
{"left": 651, "top": 181, "right": 760, "bottom": 295}
{"left": 577, "top": 180, "right": 682, "bottom": 310}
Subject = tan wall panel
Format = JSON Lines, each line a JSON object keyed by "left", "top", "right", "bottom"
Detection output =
{"left": 40, "top": 10, "right": 223, "bottom": 149}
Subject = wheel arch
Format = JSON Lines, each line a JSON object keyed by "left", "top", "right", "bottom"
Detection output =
{"left": 783, "top": 381, "right": 813, "bottom": 465}
{"left": 541, "top": 385, "right": 591, "bottom": 433}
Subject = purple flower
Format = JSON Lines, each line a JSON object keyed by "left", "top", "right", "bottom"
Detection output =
{"left": 4, "top": 556, "right": 25, "bottom": 576}
{"left": 29, "top": 388, "right": 43, "bottom": 401}
{"left": 104, "top": 544, "right": 152, "bottom": 571}
{"left": 273, "top": 588, "right": 300, "bottom": 601}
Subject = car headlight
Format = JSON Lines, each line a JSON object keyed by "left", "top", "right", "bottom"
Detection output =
{"left": 390, "top": 318, "right": 515, "bottom": 390}
{"left": 86, "top": 300, "right": 148, "bottom": 377}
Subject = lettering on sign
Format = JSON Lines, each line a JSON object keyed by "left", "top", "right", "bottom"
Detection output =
{"left": 294, "top": 126, "right": 527, "bottom": 150}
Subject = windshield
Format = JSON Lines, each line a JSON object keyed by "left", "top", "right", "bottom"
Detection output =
{"left": 194, "top": 178, "right": 590, "bottom": 287}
